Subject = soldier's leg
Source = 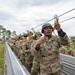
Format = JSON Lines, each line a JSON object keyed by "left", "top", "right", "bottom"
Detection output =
{"left": 25, "top": 62, "right": 32, "bottom": 73}
{"left": 26, "top": 54, "right": 33, "bottom": 73}
{"left": 21, "top": 55, "right": 25, "bottom": 65}
{"left": 31, "top": 61, "right": 40, "bottom": 75}
{"left": 25, "top": 56, "right": 31, "bottom": 73}
{"left": 20, "top": 50, "right": 24, "bottom": 64}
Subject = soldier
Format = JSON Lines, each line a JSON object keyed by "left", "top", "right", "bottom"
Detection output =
{"left": 7, "top": 38, "right": 14, "bottom": 49}
{"left": 65, "top": 44, "right": 73, "bottom": 56}
{"left": 13, "top": 36, "right": 19, "bottom": 55}
{"left": 16, "top": 35, "right": 23, "bottom": 58}
{"left": 20, "top": 33, "right": 28, "bottom": 65}
{"left": 24, "top": 31, "right": 34, "bottom": 73}
{"left": 31, "top": 23, "right": 69, "bottom": 75}
{"left": 31, "top": 32, "right": 42, "bottom": 75}
{"left": 59, "top": 45, "right": 65, "bottom": 54}
{"left": 34, "top": 32, "right": 42, "bottom": 40}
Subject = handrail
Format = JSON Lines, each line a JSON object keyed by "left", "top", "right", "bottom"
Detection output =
{"left": 60, "top": 54, "right": 75, "bottom": 75}
{"left": 5, "top": 42, "right": 31, "bottom": 75}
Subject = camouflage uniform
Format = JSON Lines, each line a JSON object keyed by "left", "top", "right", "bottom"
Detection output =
{"left": 15, "top": 40, "right": 20, "bottom": 58}
{"left": 31, "top": 34, "right": 42, "bottom": 75}
{"left": 11, "top": 40, "right": 15, "bottom": 52}
{"left": 36, "top": 35, "right": 69, "bottom": 75}
{"left": 20, "top": 35, "right": 28, "bottom": 65}
{"left": 59, "top": 46, "right": 65, "bottom": 54}
{"left": 7, "top": 38, "right": 14, "bottom": 49}
{"left": 19, "top": 40, "right": 25, "bottom": 64}
{"left": 72, "top": 50, "right": 75, "bottom": 57}
{"left": 31, "top": 23, "right": 69, "bottom": 75}
{"left": 65, "top": 47, "right": 73, "bottom": 56}
{"left": 17, "top": 35, "right": 24, "bottom": 58}
{"left": 13, "top": 38, "right": 19, "bottom": 56}
{"left": 11, "top": 39, "right": 16, "bottom": 50}
{"left": 24, "top": 39, "right": 34, "bottom": 73}
{"left": 30, "top": 41, "right": 39, "bottom": 75}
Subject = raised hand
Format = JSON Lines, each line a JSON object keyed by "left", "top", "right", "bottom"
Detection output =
{"left": 38, "top": 37, "right": 48, "bottom": 45}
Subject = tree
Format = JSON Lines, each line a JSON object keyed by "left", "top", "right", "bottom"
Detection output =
{"left": 0, "top": 25, "right": 3, "bottom": 39}
{"left": 6, "top": 30, "right": 11, "bottom": 39}
{"left": 70, "top": 36, "right": 75, "bottom": 49}
{"left": 11, "top": 31, "right": 17, "bottom": 37}
{"left": 1, "top": 27, "right": 6, "bottom": 36}
{"left": 0, "top": 25, "right": 17, "bottom": 40}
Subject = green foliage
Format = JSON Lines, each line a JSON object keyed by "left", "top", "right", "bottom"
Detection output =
{"left": 70, "top": 44, "right": 75, "bottom": 50}
{"left": 0, "top": 44, "right": 5, "bottom": 75}
{"left": 70, "top": 36, "right": 75, "bottom": 44}
{"left": 64, "top": 44, "right": 75, "bottom": 50}
{"left": 0, "top": 25, "right": 17, "bottom": 39}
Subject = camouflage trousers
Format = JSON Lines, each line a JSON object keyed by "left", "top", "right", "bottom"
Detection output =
{"left": 25, "top": 62, "right": 32, "bottom": 73}
{"left": 19, "top": 50, "right": 25, "bottom": 65}
{"left": 40, "top": 70, "right": 62, "bottom": 75}
{"left": 31, "top": 61, "right": 40, "bottom": 75}
{"left": 20, "top": 56, "right": 25, "bottom": 65}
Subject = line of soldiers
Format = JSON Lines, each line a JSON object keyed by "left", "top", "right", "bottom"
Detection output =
{"left": 59, "top": 44, "right": 74, "bottom": 56}
{"left": 7, "top": 31, "right": 42, "bottom": 74}
{"left": 7, "top": 23, "right": 75, "bottom": 75}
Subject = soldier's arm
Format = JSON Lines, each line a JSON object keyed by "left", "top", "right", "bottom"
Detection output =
{"left": 54, "top": 23, "right": 69, "bottom": 45}
{"left": 22, "top": 42, "right": 27, "bottom": 53}
{"left": 35, "top": 37, "right": 48, "bottom": 51}
{"left": 30, "top": 41, "right": 37, "bottom": 55}
{"left": 70, "top": 48, "right": 73, "bottom": 56}
{"left": 31, "top": 41, "right": 40, "bottom": 75}
{"left": 58, "top": 29, "right": 70, "bottom": 45}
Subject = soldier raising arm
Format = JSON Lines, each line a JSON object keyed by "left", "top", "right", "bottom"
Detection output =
{"left": 31, "top": 23, "right": 69, "bottom": 75}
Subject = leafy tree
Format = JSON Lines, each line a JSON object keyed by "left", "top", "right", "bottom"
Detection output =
{"left": 0, "top": 25, "right": 3, "bottom": 39}
{"left": 1, "top": 28, "right": 6, "bottom": 38}
{"left": 0, "top": 25, "right": 17, "bottom": 40}
{"left": 11, "top": 31, "right": 17, "bottom": 37}
{"left": 70, "top": 36, "right": 75, "bottom": 49}
{"left": 6, "top": 30, "right": 11, "bottom": 39}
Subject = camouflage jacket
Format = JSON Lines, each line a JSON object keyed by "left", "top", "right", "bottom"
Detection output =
{"left": 32, "top": 34, "right": 69, "bottom": 73}
{"left": 24, "top": 39, "right": 34, "bottom": 64}
{"left": 59, "top": 46, "right": 65, "bottom": 54}
{"left": 65, "top": 47, "right": 73, "bottom": 56}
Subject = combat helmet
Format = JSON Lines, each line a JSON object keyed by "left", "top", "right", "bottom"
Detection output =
{"left": 27, "top": 31, "right": 33, "bottom": 35}
{"left": 41, "top": 23, "right": 54, "bottom": 33}
{"left": 36, "top": 32, "right": 42, "bottom": 36}
{"left": 23, "top": 33, "right": 28, "bottom": 37}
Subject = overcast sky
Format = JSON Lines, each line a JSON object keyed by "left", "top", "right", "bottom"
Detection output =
{"left": 0, "top": 0, "right": 75, "bottom": 36}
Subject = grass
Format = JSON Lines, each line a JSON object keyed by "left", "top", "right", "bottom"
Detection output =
{"left": 64, "top": 44, "right": 75, "bottom": 50}
{"left": 0, "top": 44, "right": 5, "bottom": 75}
{"left": 70, "top": 44, "right": 75, "bottom": 50}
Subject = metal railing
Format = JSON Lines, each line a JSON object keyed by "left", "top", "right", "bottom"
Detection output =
{"left": 60, "top": 54, "right": 75, "bottom": 75}
{"left": 5, "top": 42, "right": 31, "bottom": 75}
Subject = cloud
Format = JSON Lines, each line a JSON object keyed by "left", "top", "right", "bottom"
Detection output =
{"left": 0, "top": 0, "right": 75, "bottom": 36}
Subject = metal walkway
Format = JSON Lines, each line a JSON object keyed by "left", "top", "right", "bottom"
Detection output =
{"left": 5, "top": 43, "right": 75, "bottom": 75}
